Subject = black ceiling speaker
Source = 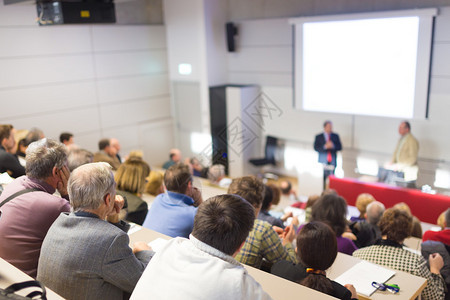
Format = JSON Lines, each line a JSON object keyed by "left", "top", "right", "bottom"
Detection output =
{"left": 226, "top": 22, "right": 238, "bottom": 52}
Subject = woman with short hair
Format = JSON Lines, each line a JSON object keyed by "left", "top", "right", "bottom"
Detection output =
{"left": 353, "top": 208, "right": 445, "bottom": 300}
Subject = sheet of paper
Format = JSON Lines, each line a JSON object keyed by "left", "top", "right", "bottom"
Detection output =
{"left": 334, "top": 260, "right": 396, "bottom": 297}
{"left": 148, "top": 238, "right": 169, "bottom": 252}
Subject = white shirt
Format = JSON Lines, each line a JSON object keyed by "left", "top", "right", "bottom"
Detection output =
{"left": 131, "top": 235, "right": 272, "bottom": 300}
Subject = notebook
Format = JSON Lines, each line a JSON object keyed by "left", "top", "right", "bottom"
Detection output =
{"left": 334, "top": 260, "right": 396, "bottom": 297}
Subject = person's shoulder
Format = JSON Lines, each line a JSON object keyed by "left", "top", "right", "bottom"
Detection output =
{"left": 330, "top": 280, "right": 353, "bottom": 300}
{"left": 271, "top": 260, "right": 306, "bottom": 282}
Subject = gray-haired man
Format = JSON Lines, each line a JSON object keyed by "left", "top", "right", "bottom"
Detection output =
{"left": 0, "top": 138, "right": 70, "bottom": 277}
{"left": 37, "top": 162, "right": 153, "bottom": 300}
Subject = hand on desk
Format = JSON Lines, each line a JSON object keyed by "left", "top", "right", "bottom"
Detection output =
{"left": 132, "top": 241, "right": 151, "bottom": 254}
{"left": 429, "top": 253, "right": 444, "bottom": 275}
{"left": 344, "top": 284, "right": 357, "bottom": 299}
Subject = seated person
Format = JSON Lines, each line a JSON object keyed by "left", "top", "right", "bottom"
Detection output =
{"left": 421, "top": 240, "right": 450, "bottom": 300}
{"left": 93, "top": 138, "right": 121, "bottom": 170}
{"left": 14, "top": 129, "right": 28, "bottom": 167}
{"left": 207, "top": 164, "right": 231, "bottom": 188}
{"left": 257, "top": 184, "right": 298, "bottom": 229}
{"left": 423, "top": 208, "right": 450, "bottom": 246}
{"left": 0, "top": 138, "right": 70, "bottom": 277}
{"left": 188, "top": 157, "right": 208, "bottom": 178}
{"left": 350, "top": 201, "right": 385, "bottom": 248}
{"left": 142, "top": 163, "right": 202, "bottom": 238}
{"left": 131, "top": 194, "right": 271, "bottom": 300}
{"left": 310, "top": 194, "right": 358, "bottom": 255}
{"left": 115, "top": 156, "right": 150, "bottom": 225}
{"left": 350, "top": 193, "right": 375, "bottom": 222}
{"left": 0, "top": 124, "right": 25, "bottom": 178}
{"left": 304, "top": 194, "right": 320, "bottom": 222}
{"left": 279, "top": 179, "right": 298, "bottom": 202}
{"left": 272, "top": 221, "right": 357, "bottom": 300}
{"left": 59, "top": 132, "right": 74, "bottom": 148}
{"left": 438, "top": 210, "right": 447, "bottom": 230}
{"left": 354, "top": 208, "right": 445, "bottom": 300}
{"left": 229, "top": 176, "right": 297, "bottom": 269}
{"left": 67, "top": 148, "right": 93, "bottom": 172}
{"left": 144, "top": 170, "right": 164, "bottom": 196}
{"left": 37, "top": 162, "right": 153, "bottom": 300}
{"left": 393, "top": 202, "right": 422, "bottom": 238}
{"left": 162, "top": 148, "right": 181, "bottom": 169}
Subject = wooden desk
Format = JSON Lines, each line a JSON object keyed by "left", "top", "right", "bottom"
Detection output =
{"left": 403, "top": 237, "right": 422, "bottom": 253}
{"left": 129, "top": 226, "right": 337, "bottom": 300}
{"left": 328, "top": 253, "right": 427, "bottom": 300}
{"left": 0, "top": 258, "right": 64, "bottom": 300}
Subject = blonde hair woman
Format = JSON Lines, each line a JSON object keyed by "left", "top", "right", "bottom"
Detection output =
{"left": 115, "top": 156, "right": 150, "bottom": 225}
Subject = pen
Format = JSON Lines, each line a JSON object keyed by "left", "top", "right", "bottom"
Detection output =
{"left": 372, "top": 282, "right": 400, "bottom": 294}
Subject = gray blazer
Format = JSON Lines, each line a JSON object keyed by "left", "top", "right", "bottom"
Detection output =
{"left": 37, "top": 212, "right": 153, "bottom": 300}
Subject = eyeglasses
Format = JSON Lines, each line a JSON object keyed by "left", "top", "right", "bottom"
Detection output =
{"left": 372, "top": 282, "right": 400, "bottom": 294}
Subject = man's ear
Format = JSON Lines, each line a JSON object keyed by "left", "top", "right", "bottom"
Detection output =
{"left": 103, "top": 193, "right": 111, "bottom": 206}
{"left": 52, "top": 167, "right": 58, "bottom": 178}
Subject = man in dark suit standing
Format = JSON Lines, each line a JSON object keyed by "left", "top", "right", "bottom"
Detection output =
{"left": 314, "top": 120, "right": 342, "bottom": 189}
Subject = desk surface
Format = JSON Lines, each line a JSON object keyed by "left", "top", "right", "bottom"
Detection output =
{"left": 0, "top": 258, "right": 64, "bottom": 300}
{"left": 129, "top": 226, "right": 337, "bottom": 300}
{"left": 328, "top": 253, "right": 427, "bottom": 300}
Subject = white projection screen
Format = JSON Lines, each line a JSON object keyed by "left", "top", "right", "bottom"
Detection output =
{"left": 289, "top": 9, "right": 437, "bottom": 119}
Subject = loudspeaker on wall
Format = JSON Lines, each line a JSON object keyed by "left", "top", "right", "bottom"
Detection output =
{"left": 226, "top": 22, "right": 238, "bottom": 52}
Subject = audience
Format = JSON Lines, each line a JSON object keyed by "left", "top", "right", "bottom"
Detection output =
{"left": 67, "top": 148, "right": 94, "bottom": 172}
{"left": 142, "top": 163, "right": 202, "bottom": 238}
{"left": 188, "top": 157, "right": 208, "bottom": 178}
{"left": 0, "top": 124, "right": 25, "bottom": 178}
{"left": 115, "top": 157, "right": 150, "bottom": 225}
{"left": 350, "top": 193, "right": 375, "bottom": 222}
{"left": 229, "top": 176, "right": 298, "bottom": 269}
{"left": 0, "top": 138, "right": 70, "bottom": 277}
{"left": 423, "top": 208, "right": 450, "bottom": 245}
{"left": 14, "top": 129, "right": 29, "bottom": 167}
{"left": 1, "top": 125, "right": 446, "bottom": 300}
{"left": 279, "top": 179, "right": 298, "bottom": 201}
{"left": 272, "top": 221, "right": 357, "bottom": 300}
{"left": 24, "top": 127, "right": 44, "bottom": 146}
{"left": 438, "top": 210, "right": 447, "bottom": 230}
{"left": 310, "top": 194, "right": 358, "bottom": 255}
{"left": 258, "top": 184, "right": 298, "bottom": 229}
{"left": 59, "top": 132, "right": 74, "bottom": 147}
{"left": 131, "top": 194, "right": 272, "bottom": 300}
{"left": 207, "top": 164, "right": 231, "bottom": 188}
{"left": 144, "top": 170, "right": 164, "bottom": 196}
{"left": 93, "top": 138, "right": 121, "bottom": 170}
{"left": 350, "top": 201, "right": 385, "bottom": 248}
{"left": 393, "top": 202, "right": 423, "bottom": 238}
{"left": 37, "top": 162, "right": 153, "bottom": 300}
{"left": 353, "top": 208, "right": 445, "bottom": 300}
{"left": 110, "top": 138, "right": 122, "bottom": 163}
{"left": 304, "top": 194, "right": 320, "bottom": 223}
{"left": 162, "top": 148, "right": 181, "bottom": 169}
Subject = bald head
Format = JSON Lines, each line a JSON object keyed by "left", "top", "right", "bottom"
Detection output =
{"left": 169, "top": 148, "right": 181, "bottom": 163}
